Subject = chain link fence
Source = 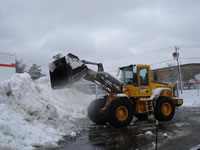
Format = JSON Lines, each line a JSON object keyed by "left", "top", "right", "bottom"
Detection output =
{"left": 182, "top": 81, "right": 200, "bottom": 96}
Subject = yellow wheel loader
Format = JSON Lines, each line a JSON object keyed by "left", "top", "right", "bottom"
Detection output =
{"left": 49, "top": 53, "right": 183, "bottom": 128}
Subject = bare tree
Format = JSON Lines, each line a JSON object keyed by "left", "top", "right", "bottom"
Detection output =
{"left": 28, "top": 64, "right": 44, "bottom": 80}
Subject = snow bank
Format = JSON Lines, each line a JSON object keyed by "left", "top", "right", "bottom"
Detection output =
{"left": 195, "top": 74, "right": 200, "bottom": 81}
{"left": 181, "top": 89, "right": 200, "bottom": 107}
{"left": 0, "top": 104, "right": 60, "bottom": 150}
{"left": 181, "top": 73, "right": 200, "bottom": 107}
{"left": 0, "top": 73, "right": 94, "bottom": 150}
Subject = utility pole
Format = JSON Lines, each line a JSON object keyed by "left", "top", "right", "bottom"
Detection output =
{"left": 155, "top": 120, "right": 159, "bottom": 150}
{"left": 172, "top": 46, "right": 183, "bottom": 94}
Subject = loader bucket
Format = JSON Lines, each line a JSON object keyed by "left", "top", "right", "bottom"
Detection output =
{"left": 49, "top": 53, "right": 88, "bottom": 89}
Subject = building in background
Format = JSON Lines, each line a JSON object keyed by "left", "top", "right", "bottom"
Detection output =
{"left": 153, "top": 63, "right": 200, "bottom": 89}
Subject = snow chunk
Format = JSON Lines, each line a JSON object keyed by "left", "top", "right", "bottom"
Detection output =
{"left": 65, "top": 54, "right": 83, "bottom": 69}
{"left": 145, "top": 131, "right": 153, "bottom": 136}
{"left": 163, "top": 133, "right": 168, "bottom": 138}
{"left": 70, "top": 131, "right": 77, "bottom": 138}
{"left": 190, "top": 144, "right": 200, "bottom": 150}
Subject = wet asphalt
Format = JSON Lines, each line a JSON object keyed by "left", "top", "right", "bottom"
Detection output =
{"left": 35, "top": 107, "right": 200, "bottom": 150}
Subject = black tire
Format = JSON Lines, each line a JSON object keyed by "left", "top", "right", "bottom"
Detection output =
{"left": 108, "top": 97, "right": 133, "bottom": 128}
{"left": 135, "top": 113, "right": 148, "bottom": 121}
{"left": 154, "top": 97, "right": 175, "bottom": 121}
{"left": 87, "top": 98, "right": 108, "bottom": 125}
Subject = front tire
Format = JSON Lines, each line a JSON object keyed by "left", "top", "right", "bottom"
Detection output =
{"left": 108, "top": 97, "right": 133, "bottom": 128}
{"left": 154, "top": 97, "right": 175, "bottom": 121}
{"left": 87, "top": 98, "right": 108, "bottom": 125}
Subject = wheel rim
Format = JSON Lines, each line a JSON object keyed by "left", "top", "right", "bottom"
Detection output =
{"left": 161, "top": 102, "right": 172, "bottom": 116}
{"left": 115, "top": 106, "right": 128, "bottom": 122}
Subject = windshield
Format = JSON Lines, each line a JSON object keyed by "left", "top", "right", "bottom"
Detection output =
{"left": 119, "top": 65, "right": 137, "bottom": 85}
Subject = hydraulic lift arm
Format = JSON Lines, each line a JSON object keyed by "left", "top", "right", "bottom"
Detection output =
{"left": 49, "top": 53, "right": 122, "bottom": 93}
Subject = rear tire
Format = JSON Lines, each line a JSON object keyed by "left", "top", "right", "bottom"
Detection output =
{"left": 108, "top": 97, "right": 133, "bottom": 128}
{"left": 154, "top": 97, "right": 175, "bottom": 121}
{"left": 87, "top": 98, "right": 108, "bottom": 125}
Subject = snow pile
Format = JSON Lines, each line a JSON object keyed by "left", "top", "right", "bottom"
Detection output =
{"left": 0, "top": 104, "right": 60, "bottom": 150}
{"left": 0, "top": 73, "right": 94, "bottom": 150}
{"left": 181, "top": 90, "right": 200, "bottom": 107}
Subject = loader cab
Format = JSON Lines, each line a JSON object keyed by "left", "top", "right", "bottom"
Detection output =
{"left": 119, "top": 64, "right": 150, "bottom": 86}
{"left": 119, "top": 64, "right": 152, "bottom": 97}
{"left": 119, "top": 65, "right": 137, "bottom": 85}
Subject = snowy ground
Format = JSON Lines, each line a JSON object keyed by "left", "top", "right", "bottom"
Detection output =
{"left": 0, "top": 73, "right": 94, "bottom": 150}
{"left": 0, "top": 73, "right": 199, "bottom": 150}
{"left": 56, "top": 107, "right": 200, "bottom": 150}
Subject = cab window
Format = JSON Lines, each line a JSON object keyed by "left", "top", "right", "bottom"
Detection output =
{"left": 119, "top": 65, "right": 137, "bottom": 85}
{"left": 139, "top": 68, "right": 148, "bottom": 86}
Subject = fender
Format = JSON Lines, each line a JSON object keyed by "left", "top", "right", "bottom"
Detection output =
{"left": 151, "top": 88, "right": 172, "bottom": 99}
{"left": 150, "top": 88, "right": 172, "bottom": 106}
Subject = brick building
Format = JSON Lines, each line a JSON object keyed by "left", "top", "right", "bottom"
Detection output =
{"left": 153, "top": 63, "right": 200, "bottom": 83}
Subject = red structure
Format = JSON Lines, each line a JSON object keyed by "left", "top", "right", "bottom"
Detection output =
{"left": 0, "top": 63, "right": 16, "bottom": 68}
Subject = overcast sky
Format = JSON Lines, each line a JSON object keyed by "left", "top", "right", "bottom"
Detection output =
{"left": 0, "top": 0, "right": 200, "bottom": 73}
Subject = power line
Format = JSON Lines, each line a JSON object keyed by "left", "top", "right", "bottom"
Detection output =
{"left": 151, "top": 59, "right": 173, "bottom": 66}
{"left": 181, "top": 57, "right": 200, "bottom": 60}
{"left": 151, "top": 57, "right": 200, "bottom": 66}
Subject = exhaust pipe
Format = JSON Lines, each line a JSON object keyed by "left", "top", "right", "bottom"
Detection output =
{"left": 49, "top": 53, "right": 88, "bottom": 89}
